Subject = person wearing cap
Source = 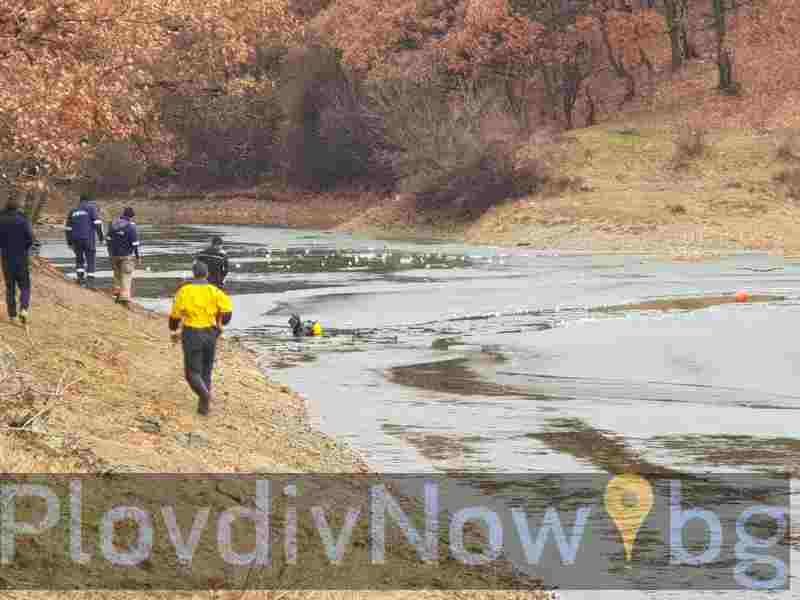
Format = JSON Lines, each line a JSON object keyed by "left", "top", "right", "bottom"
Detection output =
{"left": 0, "top": 197, "right": 35, "bottom": 324}
{"left": 65, "top": 193, "right": 104, "bottom": 287}
{"left": 194, "top": 235, "right": 229, "bottom": 290}
{"left": 169, "top": 261, "right": 233, "bottom": 416}
{"left": 107, "top": 206, "right": 140, "bottom": 306}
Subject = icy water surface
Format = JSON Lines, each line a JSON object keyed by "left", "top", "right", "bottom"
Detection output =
{"left": 40, "top": 224, "right": 800, "bottom": 473}
{"left": 42, "top": 224, "right": 799, "bottom": 596}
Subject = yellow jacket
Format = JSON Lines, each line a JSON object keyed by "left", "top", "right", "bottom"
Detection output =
{"left": 170, "top": 281, "right": 233, "bottom": 329}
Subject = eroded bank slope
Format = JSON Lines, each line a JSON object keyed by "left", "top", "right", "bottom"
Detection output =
{"left": 0, "top": 258, "right": 366, "bottom": 474}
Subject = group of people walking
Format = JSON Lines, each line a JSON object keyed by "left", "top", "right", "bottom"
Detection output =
{"left": 65, "top": 195, "right": 140, "bottom": 306}
{"left": 0, "top": 192, "right": 235, "bottom": 418}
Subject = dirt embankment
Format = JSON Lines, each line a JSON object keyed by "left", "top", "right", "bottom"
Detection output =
{"left": 0, "top": 258, "right": 367, "bottom": 474}
{"left": 43, "top": 187, "right": 389, "bottom": 233}
{"left": 0, "top": 261, "right": 553, "bottom": 600}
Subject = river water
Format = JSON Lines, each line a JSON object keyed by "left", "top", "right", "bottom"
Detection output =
{"left": 41, "top": 223, "right": 798, "bottom": 597}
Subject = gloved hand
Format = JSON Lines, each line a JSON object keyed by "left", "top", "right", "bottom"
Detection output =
{"left": 170, "top": 331, "right": 181, "bottom": 345}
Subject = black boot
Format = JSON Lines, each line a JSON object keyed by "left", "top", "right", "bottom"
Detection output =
{"left": 197, "top": 395, "right": 211, "bottom": 416}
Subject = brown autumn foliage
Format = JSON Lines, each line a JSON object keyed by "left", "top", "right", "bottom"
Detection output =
{"left": 1, "top": 0, "right": 799, "bottom": 210}
{"left": 0, "top": 0, "right": 301, "bottom": 176}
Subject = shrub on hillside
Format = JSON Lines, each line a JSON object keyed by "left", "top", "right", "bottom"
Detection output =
{"left": 370, "top": 70, "right": 548, "bottom": 217}
{"left": 412, "top": 141, "right": 548, "bottom": 217}
{"left": 160, "top": 90, "right": 281, "bottom": 188}
{"left": 80, "top": 141, "right": 146, "bottom": 194}
{"left": 672, "top": 126, "right": 708, "bottom": 169}
{"left": 277, "top": 42, "right": 394, "bottom": 190}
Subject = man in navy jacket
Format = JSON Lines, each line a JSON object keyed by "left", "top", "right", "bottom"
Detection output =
{"left": 65, "top": 193, "right": 104, "bottom": 287}
{"left": 107, "top": 206, "right": 140, "bottom": 306}
{"left": 0, "top": 197, "right": 34, "bottom": 323}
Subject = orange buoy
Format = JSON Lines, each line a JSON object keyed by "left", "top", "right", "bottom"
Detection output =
{"left": 735, "top": 290, "right": 750, "bottom": 303}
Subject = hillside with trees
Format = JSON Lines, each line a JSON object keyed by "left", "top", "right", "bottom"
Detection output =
{"left": 1, "top": 0, "right": 799, "bottom": 244}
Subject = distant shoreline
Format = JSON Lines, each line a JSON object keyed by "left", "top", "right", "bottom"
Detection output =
{"left": 43, "top": 118, "right": 800, "bottom": 262}
{"left": 39, "top": 188, "right": 778, "bottom": 262}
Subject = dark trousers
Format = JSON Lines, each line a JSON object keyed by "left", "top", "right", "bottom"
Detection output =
{"left": 2, "top": 258, "right": 31, "bottom": 318}
{"left": 72, "top": 239, "right": 96, "bottom": 280}
{"left": 181, "top": 327, "right": 219, "bottom": 414}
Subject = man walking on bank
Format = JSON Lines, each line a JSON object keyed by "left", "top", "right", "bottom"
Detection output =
{"left": 195, "top": 235, "right": 229, "bottom": 289}
{"left": 107, "top": 207, "right": 140, "bottom": 307}
{"left": 65, "top": 194, "right": 104, "bottom": 287}
{"left": 0, "top": 197, "right": 34, "bottom": 324}
{"left": 169, "top": 261, "right": 233, "bottom": 416}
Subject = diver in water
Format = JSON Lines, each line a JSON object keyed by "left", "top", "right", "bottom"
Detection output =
{"left": 289, "top": 314, "right": 324, "bottom": 337}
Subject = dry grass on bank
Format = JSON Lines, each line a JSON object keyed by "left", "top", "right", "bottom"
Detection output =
{"left": 467, "top": 122, "right": 800, "bottom": 256}
{"left": 0, "top": 259, "right": 363, "bottom": 475}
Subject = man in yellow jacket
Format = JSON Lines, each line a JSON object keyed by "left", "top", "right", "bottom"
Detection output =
{"left": 169, "top": 261, "right": 233, "bottom": 416}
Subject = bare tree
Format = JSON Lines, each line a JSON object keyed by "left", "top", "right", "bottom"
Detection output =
{"left": 594, "top": 5, "right": 637, "bottom": 104}
{"left": 663, "top": 0, "right": 698, "bottom": 71}
{"left": 560, "top": 40, "right": 594, "bottom": 129}
{"left": 585, "top": 86, "right": 597, "bottom": 126}
{"left": 708, "top": 0, "right": 746, "bottom": 94}
{"left": 509, "top": 0, "right": 596, "bottom": 127}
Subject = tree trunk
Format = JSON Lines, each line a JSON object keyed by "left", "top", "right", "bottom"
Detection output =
{"left": 540, "top": 65, "right": 561, "bottom": 123}
{"left": 22, "top": 189, "right": 35, "bottom": 221}
{"left": 585, "top": 87, "right": 596, "bottom": 126}
{"left": 503, "top": 73, "right": 532, "bottom": 134}
{"left": 563, "top": 79, "right": 576, "bottom": 130}
{"left": 31, "top": 183, "right": 48, "bottom": 225}
{"left": 640, "top": 47, "right": 655, "bottom": 78}
{"left": 678, "top": 0, "right": 699, "bottom": 59}
{"left": 22, "top": 180, "right": 48, "bottom": 224}
{"left": 597, "top": 10, "right": 636, "bottom": 103}
{"left": 664, "top": 0, "right": 696, "bottom": 71}
{"left": 663, "top": 0, "right": 684, "bottom": 71}
{"left": 717, "top": 48, "right": 738, "bottom": 94}
{"left": 712, "top": 0, "right": 739, "bottom": 94}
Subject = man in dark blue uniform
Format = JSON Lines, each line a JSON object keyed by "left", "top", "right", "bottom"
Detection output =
{"left": 107, "top": 206, "right": 140, "bottom": 306}
{"left": 0, "top": 197, "right": 35, "bottom": 323}
{"left": 65, "top": 194, "right": 104, "bottom": 287}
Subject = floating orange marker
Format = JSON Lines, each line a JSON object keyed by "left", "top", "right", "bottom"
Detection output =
{"left": 735, "top": 290, "right": 750, "bottom": 303}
